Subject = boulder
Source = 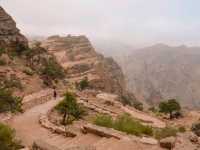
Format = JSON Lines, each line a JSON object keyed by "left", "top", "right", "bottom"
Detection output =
{"left": 189, "top": 132, "right": 199, "bottom": 143}
{"left": 140, "top": 137, "right": 158, "bottom": 145}
{"left": 160, "top": 136, "right": 176, "bottom": 149}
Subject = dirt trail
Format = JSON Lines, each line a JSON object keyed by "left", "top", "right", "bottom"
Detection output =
{"left": 9, "top": 96, "right": 163, "bottom": 150}
{"left": 8, "top": 97, "right": 102, "bottom": 149}
{"left": 9, "top": 98, "right": 63, "bottom": 146}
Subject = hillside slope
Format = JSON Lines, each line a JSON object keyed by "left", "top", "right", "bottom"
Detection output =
{"left": 123, "top": 44, "right": 200, "bottom": 109}
{"left": 41, "top": 35, "right": 139, "bottom": 106}
{"left": 0, "top": 6, "right": 65, "bottom": 97}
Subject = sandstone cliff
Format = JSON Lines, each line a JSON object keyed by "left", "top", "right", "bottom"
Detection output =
{"left": 42, "top": 35, "right": 125, "bottom": 95}
{"left": 0, "top": 7, "right": 27, "bottom": 48}
{"left": 0, "top": 6, "right": 65, "bottom": 96}
{"left": 122, "top": 44, "right": 200, "bottom": 109}
{"left": 41, "top": 35, "right": 138, "bottom": 105}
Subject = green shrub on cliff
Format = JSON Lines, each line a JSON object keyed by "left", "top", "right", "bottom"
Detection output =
{"left": 41, "top": 58, "right": 65, "bottom": 80}
{"left": 94, "top": 113, "right": 153, "bottom": 136}
{"left": 154, "top": 126, "right": 178, "bottom": 140}
{"left": 0, "top": 88, "right": 22, "bottom": 113}
{"left": 79, "top": 77, "right": 89, "bottom": 90}
{"left": 159, "top": 99, "right": 181, "bottom": 119}
{"left": 55, "top": 92, "right": 85, "bottom": 125}
{"left": 0, "top": 123, "right": 22, "bottom": 150}
{"left": 0, "top": 48, "right": 5, "bottom": 56}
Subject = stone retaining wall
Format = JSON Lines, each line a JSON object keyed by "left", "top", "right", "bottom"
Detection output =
{"left": 22, "top": 89, "right": 54, "bottom": 111}
{"left": 81, "top": 123, "right": 124, "bottom": 140}
{"left": 39, "top": 114, "right": 76, "bottom": 137}
{"left": 22, "top": 89, "right": 66, "bottom": 111}
{"left": 82, "top": 123, "right": 158, "bottom": 145}
{"left": 78, "top": 99, "right": 118, "bottom": 117}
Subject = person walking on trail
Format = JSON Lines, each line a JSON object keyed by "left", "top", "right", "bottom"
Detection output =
{"left": 53, "top": 87, "right": 57, "bottom": 100}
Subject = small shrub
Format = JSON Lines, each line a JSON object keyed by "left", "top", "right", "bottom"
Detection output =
{"left": 121, "top": 95, "right": 143, "bottom": 111}
{"left": 191, "top": 122, "right": 200, "bottom": 136}
{"left": 0, "top": 88, "right": 22, "bottom": 113}
{"left": 15, "top": 42, "right": 28, "bottom": 55}
{"left": 178, "top": 126, "right": 186, "bottom": 133}
{"left": 121, "top": 95, "right": 132, "bottom": 106}
{"left": 23, "top": 68, "right": 34, "bottom": 76}
{"left": 154, "top": 126, "right": 178, "bottom": 140}
{"left": 159, "top": 99, "right": 181, "bottom": 119}
{"left": 149, "top": 106, "right": 157, "bottom": 112}
{"left": 0, "top": 59, "right": 6, "bottom": 65}
{"left": 3, "top": 76, "right": 23, "bottom": 90}
{"left": 79, "top": 77, "right": 89, "bottom": 90}
{"left": 55, "top": 92, "right": 85, "bottom": 125}
{"left": 93, "top": 114, "right": 153, "bottom": 136}
{"left": 0, "top": 123, "right": 23, "bottom": 150}
{"left": 0, "top": 48, "right": 5, "bottom": 56}
{"left": 133, "top": 102, "right": 143, "bottom": 111}
{"left": 42, "top": 58, "right": 65, "bottom": 80}
{"left": 113, "top": 114, "right": 153, "bottom": 136}
{"left": 94, "top": 115, "right": 113, "bottom": 128}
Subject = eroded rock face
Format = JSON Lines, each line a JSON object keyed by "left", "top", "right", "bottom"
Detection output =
{"left": 0, "top": 6, "right": 28, "bottom": 48}
{"left": 41, "top": 35, "right": 135, "bottom": 102}
{"left": 121, "top": 44, "right": 200, "bottom": 108}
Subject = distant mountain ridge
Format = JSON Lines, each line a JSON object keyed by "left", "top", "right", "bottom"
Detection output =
{"left": 120, "top": 44, "right": 200, "bottom": 109}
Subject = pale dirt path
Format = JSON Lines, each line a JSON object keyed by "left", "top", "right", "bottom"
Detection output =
{"left": 8, "top": 97, "right": 63, "bottom": 146}
{"left": 8, "top": 97, "right": 101, "bottom": 149}
{"left": 8, "top": 95, "right": 164, "bottom": 150}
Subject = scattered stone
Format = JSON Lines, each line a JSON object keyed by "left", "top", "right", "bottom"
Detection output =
{"left": 189, "top": 132, "right": 199, "bottom": 143}
{"left": 32, "top": 140, "right": 61, "bottom": 150}
{"left": 140, "top": 137, "right": 158, "bottom": 145}
{"left": 160, "top": 136, "right": 176, "bottom": 149}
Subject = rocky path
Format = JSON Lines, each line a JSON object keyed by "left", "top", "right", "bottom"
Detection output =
{"left": 8, "top": 97, "right": 102, "bottom": 149}
{"left": 9, "top": 97, "right": 64, "bottom": 146}
{"left": 8, "top": 96, "right": 163, "bottom": 150}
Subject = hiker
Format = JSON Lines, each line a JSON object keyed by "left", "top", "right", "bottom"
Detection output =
{"left": 53, "top": 87, "right": 57, "bottom": 99}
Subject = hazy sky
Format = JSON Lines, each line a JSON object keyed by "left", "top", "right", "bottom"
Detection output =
{"left": 1, "top": 0, "right": 200, "bottom": 47}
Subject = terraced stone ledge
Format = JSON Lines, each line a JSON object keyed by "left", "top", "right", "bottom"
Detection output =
{"left": 81, "top": 123, "right": 158, "bottom": 145}
{"left": 39, "top": 114, "right": 76, "bottom": 137}
{"left": 78, "top": 99, "right": 118, "bottom": 117}
{"left": 81, "top": 123, "right": 123, "bottom": 140}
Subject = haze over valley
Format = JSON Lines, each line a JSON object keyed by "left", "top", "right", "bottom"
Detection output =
{"left": 1, "top": 1, "right": 200, "bottom": 150}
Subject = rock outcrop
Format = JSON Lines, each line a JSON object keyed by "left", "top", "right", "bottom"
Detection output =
{"left": 41, "top": 35, "right": 137, "bottom": 104}
{"left": 0, "top": 6, "right": 27, "bottom": 48}
{"left": 0, "top": 7, "right": 65, "bottom": 97}
{"left": 160, "top": 136, "right": 176, "bottom": 149}
{"left": 120, "top": 44, "right": 200, "bottom": 109}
